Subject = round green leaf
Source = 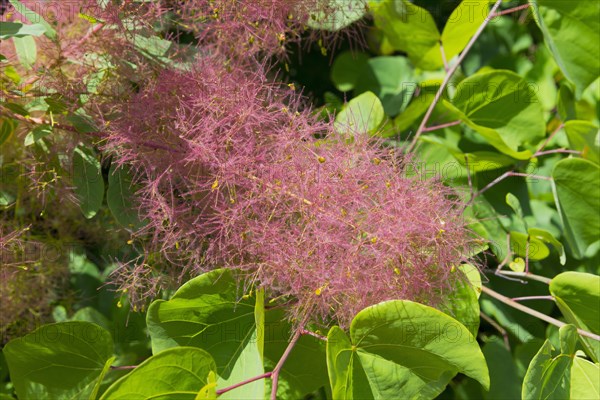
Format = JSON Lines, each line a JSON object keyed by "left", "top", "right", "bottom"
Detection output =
{"left": 305, "top": 0, "right": 367, "bottom": 31}
{"left": 12, "top": 35, "right": 37, "bottom": 70}
{"left": 571, "top": 357, "right": 600, "bottom": 400}
{"left": 73, "top": 145, "right": 104, "bottom": 219}
{"left": 438, "top": 268, "right": 481, "bottom": 337}
{"left": 482, "top": 338, "right": 521, "bottom": 400}
{"left": 334, "top": 91, "right": 385, "bottom": 134}
{"left": 331, "top": 51, "right": 370, "bottom": 92}
{"left": 326, "top": 300, "right": 490, "bottom": 399}
{"left": 370, "top": 0, "right": 442, "bottom": 70}
{"left": 530, "top": 0, "right": 600, "bottom": 97}
{"left": 100, "top": 347, "right": 216, "bottom": 400}
{"left": 146, "top": 269, "right": 258, "bottom": 382}
{"left": 509, "top": 231, "right": 551, "bottom": 261}
{"left": 552, "top": 158, "right": 600, "bottom": 259}
{"left": 354, "top": 56, "right": 415, "bottom": 116}
{"left": 564, "top": 120, "right": 600, "bottom": 165}
{"left": 441, "top": 1, "right": 491, "bottom": 62}
{"left": 550, "top": 271, "right": 600, "bottom": 362}
{"left": 3, "top": 321, "right": 114, "bottom": 400}
{"left": 451, "top": 70, "right": 546, "bottom": 159}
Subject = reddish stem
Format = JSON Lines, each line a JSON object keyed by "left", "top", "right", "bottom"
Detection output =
{"left": 110, "top": 365, "right": 137, "bottom": 370}
{"left": 534, "top": 149, "right": 581, "bottom": 157}
{"left": 407, "top": 0, "right": 504, "bottom": 153}
{"left": 215, "top": 372, "right": 272, "bottom": 395}
{"left": 422, "top": 120, "right": 461, "bottom": 133}
{"left": 535, "top": 123, "right": 565, "bottom": 155}
{"left": 300, "top": 328, "right": 327, "bottom": 341}
{"left": 481, "top": 286, "right": 600, "bottom": 342}
{"left": 270, "top": 325, "right": 304, "bottom": 400}
{"left": 491, "top": 4, "right": 531, "bottom": 18}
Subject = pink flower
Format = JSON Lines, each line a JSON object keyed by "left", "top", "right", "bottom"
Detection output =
{"left": 107, "top": 52, "right": 476, "bottom": 326}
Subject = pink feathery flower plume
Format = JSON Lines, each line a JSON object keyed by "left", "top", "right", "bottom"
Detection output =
{"left": 208, "top": 131, "right": 474, "bottom": 326}
{"left": 105, "top": 53, "right": 325, "bottom": 286}
{"left": 106, "top": 51, "right": 476, "bottom": 326}
{"left": 176, "top": 0, "right": 367, "bottom": 58}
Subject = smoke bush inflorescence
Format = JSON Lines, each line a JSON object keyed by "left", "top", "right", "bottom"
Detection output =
{"left": 107, "top": 53, "right": 475, "bottom": 326}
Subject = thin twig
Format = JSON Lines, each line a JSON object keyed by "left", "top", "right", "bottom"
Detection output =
{"left": 300, "top": 328, "right": 327, "bottom": 341}
{"left": 215, "top": 372, "right": 272, "bottom": 395}
{"left": 110, "top": 365, "right": 137, "bottom": 370}
{"left": 535, "top": 123, "right": 565, "bottom": 155}
{"left": 496, "top": 270, "right": 552, "bottom": 285}
{"left": 270, "top": 325, "right": 305, "bottom": 400}
{"left": 422, "top": 120, "right": 461, "bottom": 133}
{"left": 481, "top": 286, "right": 600, "bottom": 342}
{"left": 534, "top": 149, "right": 581, "bottom": 157}
{"left": 491, "top": 4, "right": 530, "bottom": 18}
{"left": 511, "top": 295, "right": 555, "bottom": 302}
{"left": 480, "top": 312, "right": 511, "bottom": 350}
{"left": 473, "top": 171, "right": 552, "bottom": 200}
{"left": 406, "top": 0, "right": 504, "bottom": 153}
{"left": 439, "top": 41, "right": 449, "bottom": 71}
{"left": 2, "top": 108, "right": 183, "bottom": 153}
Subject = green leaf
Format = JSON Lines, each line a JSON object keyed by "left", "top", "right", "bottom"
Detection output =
{"left": 24, "top": 124, "right": 52, "bottom": 146}
{"left": 393, "top": 93, "right": 434, "bottom": 135}
{"left": 370, "top": 0, "right": 442, "bottom": 70}
{"left": 196, "top": 371, "right": 218, "bottom": 400}
{"left": 331, "top": 51, "right": 370, "bottom": 92}
{"left": 550, "top": 271, "right": 600, "bottom": 362}
{"left": 439, "top": 268, "right": 481, "bottom": 337}
{"left": 100, "top": 347, "right": 217, "bottom": 400}
{"left": 530, "top": 0, "right": 600, "bottom": 97}
{"left": 3, "top": 321, "right": 114, "bottom": 400}
{"left": 522, "top": 325, "right": 577, "bottom": 400}
{"left": 131, "top": 34, "right": 172, "bottom": 58}
{"left": 73, "top": 145, "right": 105, "bottom": 219}
{"left": 552, "top": 158, "right": 600, "bottom": 258}
{"left": 89, "top": 356, "right": 116, "bottom": 400}
{"left": 528, "top": 227, "right": 566, "bottom": 265}
{"left": 506, "top": 193, "right": 525, "bottom": 225}
{"left": 354, "top": 56, "right": 416, "bottom": 116}
{"left": 0, "top": 119, "right": 17, "bottom": 145}
{"left": 450, "top": 70, "right": 546, "bottom": 159}
{"left": 4, "top": 102, "right": 29, "bottom": 116}
{"left": 107, "top": 164, "right": 146, "bottom": 230}
{"left": 564, "top": 120, "right": 600, "bottom": 165}
{"left": 509, "top": 231, "right": 550, "bottom": 261}
{"left": 459, "top": 263, "right": 482, "bottom": 298}
{"left": 482, "top": 338, "right": 521, "bottom": 400}
{"left": 0, "top": 22, "right": 46, "bottom": 39}
{"left": 12, "top": 35, "right": 37, "bottom": 70}
{"left": 326, "top": 300, "right": 490, "bottom": 399}
{"left": 9, "top": 0, "right": 57, "bottom": 39}
{"left": 146, "top": 269, "right": 258, "bottom": 382}
{"left": 306, "top": 0, "right": 367, "bottom": 31}
{"left": 557, "top": 83, "right": 576, "bottom": 122}
{"left": 67, "top": 114, "right": 99, "bottom": 133}
{"left": 264, "top": 309, "right": 329, "bottom": 399}
{"left": 480, "top": 298, "right": 536, "bottom": 342}
{"left": 571, "top": 357, "right": 600, "bottom": 400}
{"left": 334, "top": 91, "right": 385, "bottom": 134}
{"left": 218, "top": 292, "right": 264, "bottom": 400}
{"left": 441, "top": 1, "right": 491, "bottom": 62}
